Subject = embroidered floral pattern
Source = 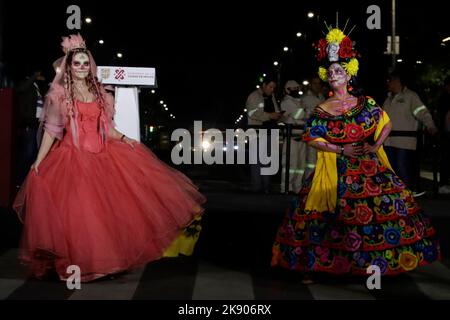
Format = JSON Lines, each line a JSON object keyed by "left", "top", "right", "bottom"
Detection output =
{"left": 273, "top": 97, "right": 440, "bottom": 275}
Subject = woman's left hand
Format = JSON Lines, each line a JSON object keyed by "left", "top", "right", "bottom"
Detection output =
{"left": 123, "top": 136, "right": 138, "bottom": 149}
{"left": 363, "top": 142, "right": 380, "bottom": 154}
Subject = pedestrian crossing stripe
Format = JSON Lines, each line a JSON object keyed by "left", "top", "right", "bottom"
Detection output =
{"left": 1, "top": 249, "right": 450, "bottom": 300}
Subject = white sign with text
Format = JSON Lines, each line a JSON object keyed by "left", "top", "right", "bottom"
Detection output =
{"left": 97, "top": 66, "right": 156, "bottom": 86}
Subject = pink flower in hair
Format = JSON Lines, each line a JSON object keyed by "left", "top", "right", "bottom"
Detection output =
{"left": 61, "top": 33, "right": 86, "bottom": 54}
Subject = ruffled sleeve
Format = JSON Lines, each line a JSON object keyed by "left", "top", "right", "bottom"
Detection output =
{"left": 41, "top": 87, "right": 66, "bottom": 140}
{"left": 302, "top": 114, "right": 328, "bottom": 142}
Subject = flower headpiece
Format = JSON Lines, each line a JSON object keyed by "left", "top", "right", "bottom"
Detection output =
{"left": 314, "top": 20, "right": 360, "bottom": 82}
{"left": 61, "top": 33, "right": 87, "bottom": 54}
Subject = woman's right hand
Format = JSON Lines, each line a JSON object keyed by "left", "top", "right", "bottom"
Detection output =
{"left": 343, "top": 143, "right": 363, "bottom": 158}
{"left": 31, "top": 160, "right": 41, "bottom": 174}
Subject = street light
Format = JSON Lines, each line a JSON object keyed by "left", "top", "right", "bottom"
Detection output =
{"left": 397, "top": 58, "right": 403, "bottom": 62}
{"left": 151, "top": 89, "right": 155, "bottom": 94}
{"left": 307, "top": 12, "right": 314, "bottom": 18}
{"left": 416, "top": 60, "right": 422, "bottom": 64}
{"left": 283, "top": 47, "right": 289, "bottom": 52}
{"left": 296, "top": 32, "right": 302, "bottom": 37}
{"left": 159, "top": 100, "right": 164, "bottom": 104}
{"left": 303, "top": 80, "right": 309, "bottom": 86}
{"left": 273, "top": 61, "right": 279, "bottom": 66}
{"left": 98, "top": 39, "right": 104, "bottom": 44}
{"left": 85, "top": 17, "right": 92, "bottom": 24}
{"left": 116, "top": 53, "right": 123, "bottom": 58}
{"left": 442, "top": 36, "right": 450, "bottom": 43}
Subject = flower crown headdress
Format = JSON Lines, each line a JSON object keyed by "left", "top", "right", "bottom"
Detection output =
{"left": 314, "top": 17, "right": 360, "bottom": 82}
{"left": 61, "top": 33, "right": 87, "bottom": 54}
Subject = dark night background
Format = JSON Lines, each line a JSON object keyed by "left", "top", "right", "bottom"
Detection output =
{"left": 1, "top": 1, "right": 450, "bottom": 302}
{"left": 1, "top": 0, "right": 449, "bottom": 127}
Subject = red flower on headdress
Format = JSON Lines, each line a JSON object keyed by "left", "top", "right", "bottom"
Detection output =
{"left": 316, "top": 39, "right": 328, "bottom": 61}
{"left": 338, "top": 36, "right": 353, "bottom": 59}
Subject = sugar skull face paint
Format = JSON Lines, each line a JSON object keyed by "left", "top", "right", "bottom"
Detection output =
{"left": 71, "top": 52, "right": 90, "bottom": 80}
{"left": 327, "top": 63, "right": 350, "bottom": 90}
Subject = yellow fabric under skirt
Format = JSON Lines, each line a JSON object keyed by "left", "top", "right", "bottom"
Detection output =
{"left": 163, "top": 214, "right": 203, "bottom": 257}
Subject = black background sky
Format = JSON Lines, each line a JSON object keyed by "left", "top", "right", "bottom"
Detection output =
{"left": 2, "top": 0, "right": 449, "bottom": 126}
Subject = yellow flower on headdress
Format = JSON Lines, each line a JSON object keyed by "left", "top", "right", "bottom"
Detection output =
{"left": 318, "top": 66, "right": 328, "bottom": 82}
{"left": 326, "top": 28, "right": 346, "bottom": 44}
{"left": 341, "top": 58, "right": 359, "bottom": 77}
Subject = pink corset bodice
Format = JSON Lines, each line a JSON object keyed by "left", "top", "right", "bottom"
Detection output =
{"left": 63, "top": 101, "right": 104, "bottom": 153}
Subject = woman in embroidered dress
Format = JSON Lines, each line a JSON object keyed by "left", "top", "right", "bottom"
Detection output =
{"left": 13, "top": 34, "right": 205, "bottom": 282}
{"left": 271, "top": 27, "right": 440, "bottom": 283}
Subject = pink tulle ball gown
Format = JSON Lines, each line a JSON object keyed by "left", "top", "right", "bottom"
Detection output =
{"left": 14, "top": 100, "right": 205, "bottom": 282}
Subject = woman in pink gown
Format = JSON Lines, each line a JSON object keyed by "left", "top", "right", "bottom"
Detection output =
{"left": 13, "top": 34, "right": 205, "bottom": 282}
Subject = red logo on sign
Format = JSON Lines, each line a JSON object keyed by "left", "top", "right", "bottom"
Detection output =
{"left": 114, "top": 68, "right": 125, "bottom": 80}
